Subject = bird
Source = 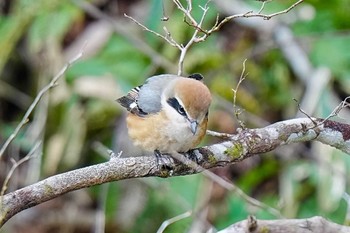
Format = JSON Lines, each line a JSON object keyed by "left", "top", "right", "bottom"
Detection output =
{"left": 116, "top": 74, "right": 212, "bottom": 162}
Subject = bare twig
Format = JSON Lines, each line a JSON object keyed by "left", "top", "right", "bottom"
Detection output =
{"left": 207, "top": 0, "right": 304, "bottom": 35}
{"left": 256, "top": 0, "right": 303, "bottom": 19}
{"left": 0, "top": 141, "right": 42, "bottom": 220}
{"left": 125, "top": 1, "right": 211, "bottom": 75}
{"left": 233, "top": 59, "right": 248, "bottom": 110}
{"left": 206, "top": 130, "right": 233, "bottom": 139}
{"left": 323, "top": 96, "right": 350, "bottom": 121}
{"left": 0, "top": 141, "right": 41, "bottom": 198}
{"left": 0, "top": 50, "right": 84, "bottom": 159}
{"left": 124, "top": 14, "right": 181, "bottom": 49}
{"left": 124, "top": 0, "right": 302, "bottom": 75}
{"left": 171, "top": 151, "right": 284, "bottom": 218}
{"left": 295, "top": 96, "right": 350, "bottom": 128}
{"left": 257, "top": 0, "right": 271, "bottom": 14}
{"left": 202, "top": 170, "right": 284, "bottom": 218}
{"left": 73, "top": 0, "right": 176, "bottom": 73}
{"left": 161, "top": 0, "right": 169, "bottom": 21}
{"left": 232, "top": 59, "right": 248, "bottom": 128}
{"left": 156, "top": 211, "right": 192, "bottom": 233}
{"left": 293, "top": 98, "right": 318, "bottom": 126}
{"left": 176, "top": 0, "right": 211, "bottom": 75}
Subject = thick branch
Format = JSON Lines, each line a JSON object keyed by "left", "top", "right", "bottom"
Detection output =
{"left": 218, "top": 216, "right": 350, "bottom": 233}
{"left": 1, "top": 118, "right": 350, "bottom": 226}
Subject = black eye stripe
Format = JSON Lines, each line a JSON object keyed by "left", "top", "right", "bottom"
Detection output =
{"left": 167, "top": 97, "right": 187, "bottom": 117}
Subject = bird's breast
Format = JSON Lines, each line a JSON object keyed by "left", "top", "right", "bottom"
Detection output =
{"left": 126, "top": 112, "right": 206, "bottom": 153}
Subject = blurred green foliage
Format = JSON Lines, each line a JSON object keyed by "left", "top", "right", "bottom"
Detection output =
{"left": 1, "top": 0, "right": 350, "bottom": 232}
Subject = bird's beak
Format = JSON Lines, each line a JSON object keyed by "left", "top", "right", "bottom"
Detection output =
{"left": 190, "top": 120, "right": 198, "bottom": 135}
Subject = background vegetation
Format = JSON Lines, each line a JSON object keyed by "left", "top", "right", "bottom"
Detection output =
{"left": 1, "top": 0, "right": 350, "bottom": 232}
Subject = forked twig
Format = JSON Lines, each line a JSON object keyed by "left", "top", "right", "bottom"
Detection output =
{"left": 295, "top": 96, "right": 350, "bottom": 128}
{"left": 207, "top": 0, "right": 304, "bottom": 35}
{"left": 0, "top": 142, "right": 42, "bottom": 198}
{"left": 0, "top": 141, "right": 42, "bottom": 219}
{"left": 124, "top": 0, "right": 302, "bottom": 75}
{"left": 320, "top": 96, "right": 350, "bottom": 123}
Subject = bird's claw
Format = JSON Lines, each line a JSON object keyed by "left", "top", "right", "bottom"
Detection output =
{"left": 186, "top": 149, "right": 200, "bottom": 164}
{"left": 154, "top": 150, "right": 174, "bottom": 172}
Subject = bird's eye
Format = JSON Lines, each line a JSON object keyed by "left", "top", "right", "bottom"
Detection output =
{"left": 177, "top": 105, "right": 186, "bottom": 116}
{"left": 167, "top": 97, "right": 187, "bottom": 117}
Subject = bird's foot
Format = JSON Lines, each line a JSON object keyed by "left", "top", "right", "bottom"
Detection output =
{"left": 154, "top": 150, "right": 174, "bottom": 173}
{"left": 186, "top": 149, "right": 201, "bottom": 164}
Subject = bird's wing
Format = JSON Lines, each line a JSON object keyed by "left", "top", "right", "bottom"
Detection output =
{"left": 138, "top": 74, "right": 179, "bottom": 114}
{"left": 117, "top": 74, "right": 180, "bottom": 116}
{"left": 116, "top": 85, "right": 145, "bottom": 116}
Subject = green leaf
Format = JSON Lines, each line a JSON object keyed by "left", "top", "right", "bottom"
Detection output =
{"left": 310, "top": 36, "right": 350, "bottom": 80}
{"left": 28, "top": 2, "right": 82, "bottom": 52}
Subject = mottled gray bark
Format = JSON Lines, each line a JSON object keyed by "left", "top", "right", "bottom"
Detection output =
{"left": 218, "top": 216, "right": 350, "bottom": 233}
{"left": 1, "top": 118, "right": 350, "bottom": 227}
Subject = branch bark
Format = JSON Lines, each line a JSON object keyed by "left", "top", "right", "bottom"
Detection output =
{"left": 218, "top": 216, "right": 350, "bottom": 233}
{"left": 1, "top": 117, "right": 350, "bottom": 226}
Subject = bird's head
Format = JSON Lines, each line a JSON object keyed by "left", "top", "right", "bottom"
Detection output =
{"left": 162, "top": 77, "right": 212, "bottom": 135}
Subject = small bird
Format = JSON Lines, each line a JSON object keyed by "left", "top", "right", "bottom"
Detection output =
{"left": 117, "top": 74, "right": 212, "bottom": 161}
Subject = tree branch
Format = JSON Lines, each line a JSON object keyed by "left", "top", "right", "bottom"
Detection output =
{"left": 1, "top": 117, "right": 350, "bottom": 226}
{"left": 218, "top": 216, "right": 350, "bottom": 233}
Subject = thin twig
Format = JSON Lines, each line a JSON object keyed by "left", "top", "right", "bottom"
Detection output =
{"left": 232, "top": 59, "right": 248, "bottom": 128}
{"left": 257, "top": 0, "right": 272, "bottom": 14}
{"left": 258, "top": 1, "right": 266, "bottom": 14}
{"left": 171, "top": 152, "right": 284, "bottom": 218}
{"left": 319, "top": 96, "right": 350, "bottom": 124}
{"left": 156, "top": 211, "right": 192, "bottom": 233}
{"left": 202, "top": 169, "right": 284, "bottom": 218}
{"left": 161, "top": 0, "right": 169, "bottom": 21}
{"left": 257, "top": 0, "right": 303, "bottom": 19}
{"left": 327, "top": 96, "right": 350, "bottom": 118}
{"left": 233, "top": 59, "right": 247, "bottom": 109}
{"left": 0, "top": 50, "right": 84, "bottom": 159}
{"left": 176, "top": 0, "right": 211, "bottom": 75}
{"left": 124, "top": 14, "right": 181, "bottom": 49}
{"left": 124, "top": 0, "right": 302, "bottom": 75}
{"left": 206, "top": 130, "right": 233, "bottom": 139}
{"left": 0, "top": 141, "right": 42, "bottom": 218}
{"left": 162, "top": 26, "right": 181, "bottom": 48}
{"left": 207, "top": 0, "right": 304, "bottom": 34}
{"left": 73, "top": 0, "right": 176, "bottom": 72}
{"left": 293, "top": 98, "right": 317, "bottom": 126}
{"left": 92, "top": 141, "right": 114, "bottom": 160}
{"left": 295, "top": 96, "right": 350, "bottom": 128}
{"left": 0, "top": 141, "right": 41, "bottom": 197}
